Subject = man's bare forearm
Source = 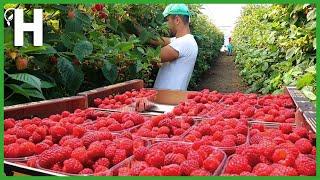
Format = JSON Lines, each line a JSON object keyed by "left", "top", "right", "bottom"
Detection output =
{"left": 150, "top": 37, "right": 171, "bottom": 47}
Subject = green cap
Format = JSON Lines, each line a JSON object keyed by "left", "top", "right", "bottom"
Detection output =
{"left": 162, "top": 4, "right": 190, "bottom": 18}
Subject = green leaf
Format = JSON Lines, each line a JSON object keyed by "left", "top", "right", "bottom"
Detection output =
{"left": 301, "top": 86, "right": 316, "bottom": 101}
{"left": 296, "top": 73, "right": 315, "bottom": 89}
{"left": 307, "top": 9, "right": 316, "bottom": 21}
{"left": 137, "top": 47, "right": 145, "bottom": 55}
{"left": 4, "top": 27, "right": 14, "bottom": 48}
{"left": 41, "top": 81, "right": 56, "bottom": 89}
{"left": 60, "top": 32, "right": 86, "bottom": 49}
{"left": 65, "top": 18, "right": 83, "bottom": 33}
{"left": 102, "top": 61, "right": 118, "bottom": 84}
{"left": 313, "top": 38, "right": 316, "bottom": 49}
{"left": 73, "top": 40, "right": 93, "bottom": 62}
{"left": 261, "top": 62, "right": 269, "bottom": 71}
{"left": 7, "top": 73, "right": 42, "bottom": 91}
{"left": 285, "top": 47, "right": 296, "bottom": 60}
{"left": 6, "top": 84, "right": 31, "bottom": 99}
{"left": 57, "top": 57, "right": 84, "bottom": 95}
{"left": 114, "top": 42, "right": 134, "bottom": 52}
{"left": 305, "top": 65, "right": 316, "bottom": 74}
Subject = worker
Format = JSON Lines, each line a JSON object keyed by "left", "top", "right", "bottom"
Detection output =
{"left": 150, "top": 4, "right": 199, "bottom": 91}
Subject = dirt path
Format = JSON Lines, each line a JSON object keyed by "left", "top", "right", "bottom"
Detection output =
{"left": 196, "top": 54, "right": 248, "bottom": 93}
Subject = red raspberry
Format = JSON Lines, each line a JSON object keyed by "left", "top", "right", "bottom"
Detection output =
{"left": 295, "top": 154, "right": 316, "bottom": 176}
{"left": 4, "top": 135, "right": 17, "bottom": 145}
{"left": 51, "top": 163, "right": 63, "bottom": 172}
{"left": 71, "top": 147, "right": 88, "bottom": 165}
{"left": 118, "top": 167, "right": 132, "bottom": 176}
{"left": 269, "top": 164, "right": 298, "bottom": 176}
{"left": 133, "top": 146, "right": 149, "bottom": 160}
{"left": 235, "top": 124, "right": 248, "bottom": 135}
{"left": 244, "top": 107, "right": 255, "bottom": 117}
{"left": 311, "top": 146, "right": 316, "bottom": 155}
{"left": 203, "top": 156, "right": 220, "bottom": 172}
{"left": 172, "top": 144, "right": 189, "bottom": 157}
{"left": 190, "top": 169, "right": 211, "bottom": 176}
{"left": 87, "top": 141, "right": 105, "bottom": 159}
{"left": 26, "top": 156, "right": 38, "bottom": 167}
{"left": 139, "top": 167, "right": 162, "bottom": 176}
{"left": 272, "top": 148, "right": 296, "bottom": 166}
{"left": 115, "top": 138, "right": 133, "bottom": 154}
{"left": 4, "top": 118, "right": 16, "bottom": 130}
{"left": 81, "top": 132, "right": 101, "bottom": 147}
{"left": 295, "top": 138, "right": 312, "bottom": 154}
{"left": 236, "top": 134, "right": 247, "bottom": 145}
{"left": 105, "top": 145, "right": 117, "bottom": 160}
{"left": 131, "top": 161, "right": 149, "bottom": 176}
{"left": 49, "top": 125, "right": 67, "bottom": 140}
{"left": 293, "top": 127, "right": 308, "bottom": 138}
{"left": 62, "top": 158, "right": 83, "bottom": 174}
{"left": 251, "top": 124, "right": 265, "bottom": 132}
{"left": 225, "top": 154, "right": 252, "bottom": 174}
{"left": 158, "top": 126, "right": 171, "bottom": 135}
{"left": 93, "top": 167, "right": 112, "bottom": 176}
{"left": 161, "top": 164, "right": 181, "bottom": 176}
{"left": 112, "top": 149, "right": 127, "bottom": 165}
{"left": 19, "top": 142, "right": 36, "bottom": 157}
{"left": 72, "top": 126, "right": 86, "bottom": 138}
{"left": 288, "top": 133, "right": 300, "bottom": 143}
{"left": 180, "top": 160, "right": 200, "bottom": 176}
{"left": 38, "top": 146, "right": 71, "bottom": 168}
{"left": 4, "top": 143, "right": 20, "bottom": 158}
{"left": 108, "top": 123, "right": 123, "bottom": 131}
{"left": 93, "top": 158, "right": 110, "bottom": 169}
{"left": 164, "top": 153, "right": 186, "bottom": 165}
{"left": 279, "top": 123, "right": 293, "bottom": 134}
{"left": 252, "top": 163, "right": 274, "bottom": 176}
{"left": 123, "top": 120, "right": 135, "bottom": 129}
{"left": 35, "top": 142, "right": 50, "bottom": 155}
{"left": 145, "top": 149, "right": 165, "bottom": 167}
{"left": 16, "top": 128, "right": 32, "bottom": 139}
{"left": 61, "top": 138, "right": 84, "bottom": 149}
{"left": 79, "top": 168, "right": 94, "bottom": 175}
{"left": 30, "top": 132, "right": 43, "bottom": 144}
{"left": 187, "top": 150, "right": 203, "bottom": 166}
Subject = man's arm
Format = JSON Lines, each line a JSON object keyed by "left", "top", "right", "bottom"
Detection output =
{"left": 160, "top": 45, "right": 179, "bottom": 63}
{"left": 150, "top": 37, "right": 171, "bottom": 47}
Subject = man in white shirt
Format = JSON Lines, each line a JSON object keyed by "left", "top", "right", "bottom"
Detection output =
{"left": 151, "top": 4, "right": 199, "bottom": 91}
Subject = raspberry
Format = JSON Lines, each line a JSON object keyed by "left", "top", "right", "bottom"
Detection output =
{"left": 225, "top": 155, "right": 252, "bottom": 174}
{"left": 172, "top": 144, "right": 189, "bottom": 157}
{"left": 105, "top": 145, "right": 117, "bottom": 160}
{"left": 187, "top": 150, "right": 204, "bottom": 166}
{"left": 293, "top": 127, "right": 308, "bottom": 138}
{"left": 158, "top": 126, "right": 171, "bottom": 135}
{"left": 4, "top": 135, "right": 17, "bottom": 145}
{"left": 139, "top": 167, "right": 162, "bottom": 176}
{"left": 251, "top": 124, "right": 265, "bottom": 132}
{"left": 4, "top": 143, "right": 20, "bottom": 158}
{"left": 295, "top": 154, "right": 316, "bottom": 176}
{"left": 252, "top": 163, "right": 274, "bottom": 176}
{"left": 269, "top": 164, "right": 298, "bottom": 176}
{"left": 112, "top": 149, "right": 127, "bottom": 165}
{"left": 123, "top": 120, "right": 135, "bottom": 129}
{"left": 30, "top": 132, "right": 43, "bottom": 144}
{"left": 4, "top": 118, "right": 16, "bottom": 130}
{"left": 108, "top": 123, "right": 123, "bottom": 131}
{"left": 94, "top": 165, "right": 108, "bottom": 174}
{"left": 49, "top": 125, "right": 67, "bottom": 140}
{"left": 133, "top": 146, "right": 149, "bottom": 160}
{"left": 180, "top": 160, "right": 200, "bottom": 176}
{"left": 87, "top": 142, "right": 105, "bottom": 159}
{"left": 295, "top": 138, "right": 312, "bottom": 154}
{"left": 51, "top": 163, "right": 63, "bottom": 172}
{"left": 131, "top": 161, "right": 149, "bottom": 176}
{"left": 62, "top": 158, "right": 83, "bottom": 174}
{"left": 38, "top": 146, "right": 71, "bottom": 168}
{"left": 190, "top": 169, "right": 211, "bottom": 176}
{"left": 35, "top": 142, "right": 51, "bottom": 155}
{"left": 164, "top": 153, "right": 186, "bottom": 165}
{"left": 118, "top": 167, "right": 132, "bottom": 176}
{"left": 61, "top": 138, "right": 84, "bottom": 149}
{"left": 311, "top": 146, "right": 316, "bottom": 155}
{"left": 71, "top": 147, "right": 88, "bottom": 165}
{"left": 244, "top": 107, "right": 255, "bottom": 117}
{"left": 272, "top": 148, "right": 296, "bottom": 166}
{"left": 288, "top": 133, "right": 300, "bottom": 143}
{"left": 16, "top": 128, "right": 32, "bottom": 139}
{"left": 250, "top": 133, "right": 264, "bottom": 144}
{"left": 79, "top": 168, "right": 94, "bottom": 175}
{"left": 279, "top": 123, "right": 292, "bottom": 134}
{"left": 145, "top": 149, "right": 165, "bottom": 167}
{"left": 161, "top": 164, "right": 181, "bottom": 176}
{"left": 26, "top": 156, "right": 38, "bottom": 167}
{"left": 93, "top": 158, "right": 110, "bottom": 169}
{"left": 115, "top": 138, "right": 133, "bottom": 154}
{"left": 236, "top": 134, "right": 247, "bottom": 145}
{"left": 235, "top": 124, "right": 248, "bottom": 135}
{"left": 19, "top": 142, "right": 36, "bottom": 157}
{"left": 81, "top": 132, "right": 102, "bottom": 147}
{"left": 203, "top": 156, "right": 220, "bottom": 172}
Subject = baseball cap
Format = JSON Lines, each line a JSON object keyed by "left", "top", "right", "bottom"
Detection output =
{"left": 162, "top": 4, "right": 190, "bottom": 18}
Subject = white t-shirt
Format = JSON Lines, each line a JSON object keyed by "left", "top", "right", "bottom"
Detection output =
{"left": 153, "top": 34, "right": 198, "bottom": 90}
